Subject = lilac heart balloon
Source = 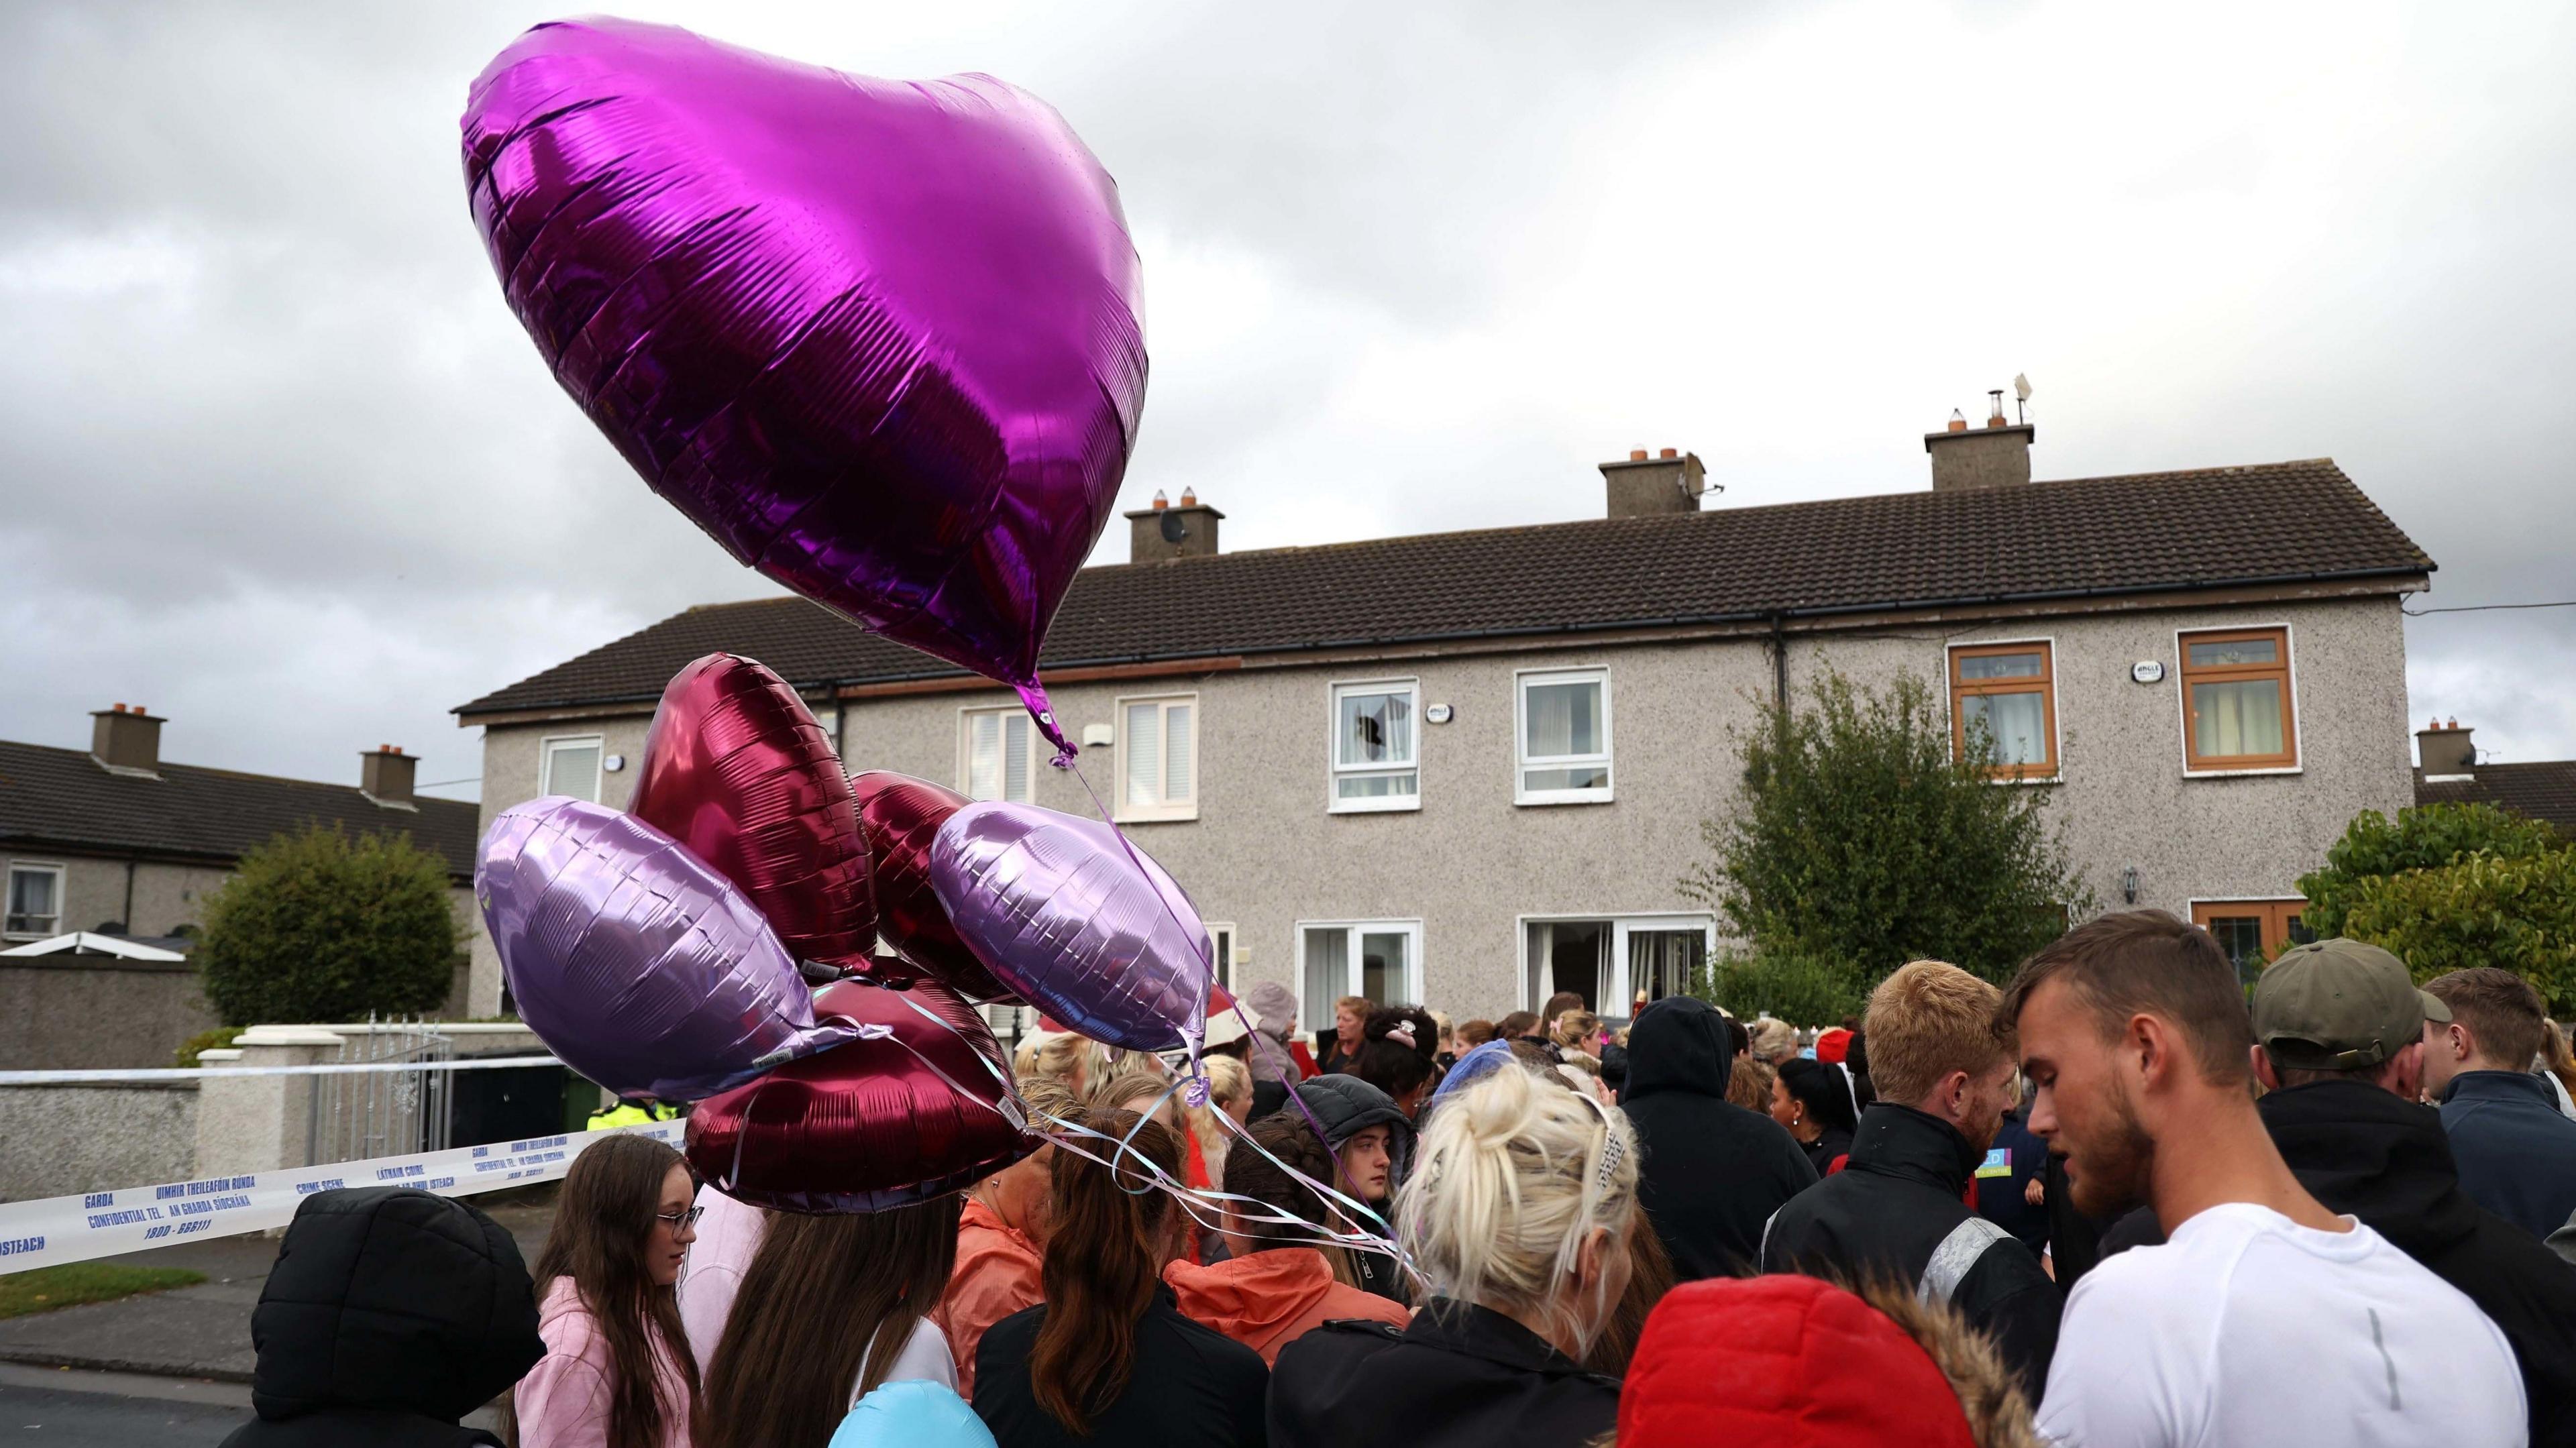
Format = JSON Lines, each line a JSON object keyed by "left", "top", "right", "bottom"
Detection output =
{"left": 477, "top": 797, "right": 860, "bottom": 1100}
{"left": 929, "top": 803, "right": 1209, "bottom": 1054}
{"left": 460, "top": 19, "right": 1147, "bottom": 757}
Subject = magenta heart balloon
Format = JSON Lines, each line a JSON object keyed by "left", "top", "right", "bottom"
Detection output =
{"left": 929, "top": 801, "right": 1209, "bottom": 1055}
{"left": 461, "top": 19, "right": 1147, "bottom": 757}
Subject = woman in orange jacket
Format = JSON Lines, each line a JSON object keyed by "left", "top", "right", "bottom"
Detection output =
{"left": 1166, "top": 1113, "right": 1409, "bottom": 1364}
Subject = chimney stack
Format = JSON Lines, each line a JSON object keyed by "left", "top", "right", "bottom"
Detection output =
{"left": 1124, "top": 491, "right": 1224, "bottom": 562}
{"left": 1600, "top": 447, "right": 1707, "bottom": 517}
{"left": 90, "top": 704, "right": 164, "bottom": 777}
{"left": 2417, "top": 718, "right": 2475, "bottom": 778}
{"left": 1925, "top": 395, "right": 2035, "bottom": 492}
{"left": 362, "top": 744, "right": 418, "bottom": 806}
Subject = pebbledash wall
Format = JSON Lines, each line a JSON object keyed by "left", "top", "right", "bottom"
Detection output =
{"left": 465, "top": 593, "right": 2412, "bottom": 1023}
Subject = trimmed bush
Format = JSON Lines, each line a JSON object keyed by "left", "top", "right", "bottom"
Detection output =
{"left": 197, "top": 824, "right": 460, "bottom": 1027}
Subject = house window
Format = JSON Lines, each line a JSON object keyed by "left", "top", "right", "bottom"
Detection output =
{"left": 1949, "top": 641, "right": 2057, "bottom": 780}
{"left": 960, "top": 707, "right": 1034, "bottom": 803}
{"left": 2179, "top": 627, "right": 2298, "bottom": 771}
{"left": 1206, "top": 922, "right": 1238, "bottom": 993}
{"left": 2192, "top": 899, "right": 2312, "bottom": 989}
{"left": 1523, "top": 915, "right": 1713, "bottom": 1017}
{"left": 5, "top": 862, "right": 65, "bottom": 938}
{"left": 539, "top": 735, "right": 604, "bottom": 803}
{"left": 1116, "top": 695, "right": 1198, "bottom": 822}
{"left": 1330, "top": 679, "right": 1419, "bottom": 812}
{"left": 1516, "top": 668, "right": 1612, "bottom": 805}
{"left": 1299, "top": 920, "right": 1421, "bottom": 1031}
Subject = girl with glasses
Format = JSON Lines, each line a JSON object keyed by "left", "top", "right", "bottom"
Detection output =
{"left": 515, "top": 1133, "right": 701, "bottom": 1448}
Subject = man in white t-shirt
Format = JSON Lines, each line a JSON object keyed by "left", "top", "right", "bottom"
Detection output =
{"left": 2002, "top": 910, "right": 2525, "bottom": 1448}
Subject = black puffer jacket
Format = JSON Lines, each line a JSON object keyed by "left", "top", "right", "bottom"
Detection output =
{"left": 1268, "top": 1300, "right": 1618, "bottom": 1448}
{"left": 1757, "top": 1103, "right": 2059, "bottom": 1401}
{"left": 219, "top": 1188, "right": 544, "bottom": 1448}
{"left": 1617, "top": 997, "right": 1817, "bottom": 1280}
{"left": 2102, "top": 1080, "right": 2576, "bottom": 1448}
{"left": 1286, "top": 1074, "right": 1417, "bottom": 1304}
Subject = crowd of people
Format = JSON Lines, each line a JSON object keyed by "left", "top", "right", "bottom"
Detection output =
{"left": 217, "top": 909, "right": 2576, "bottom": 1448}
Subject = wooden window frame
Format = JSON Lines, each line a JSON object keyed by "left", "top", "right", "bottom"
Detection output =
{"left": 2190, "top": 898, "right": 2310, "bottom": 982}
{"left": 1114, "top": 692, "right": 1199, "bottom": 824}
{"left": 2177, "top": 626, "right": 2300, "bottom": 774}
{"left": 956, "top": 706, "right": 1034, "bottom": 804}
{"left": 1947, "top": 639, "right": 2059, "bottom": 782}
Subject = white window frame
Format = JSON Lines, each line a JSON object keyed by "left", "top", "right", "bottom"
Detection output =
{"left": 1327, "top": 677, "right": 1422, "bottom": 814}
{"left": 956, "top": 705, "right": 1036, "bottom": 803}
{"left": 1295, "top": 919, "right": 1424, "bottom": 1032}
{"left": 1114, "top": 692, "right": 1199, "bottom": 824}
{"left": 538, "top": 734, "right": 606, "bottom": 803}
{"left": 5, "top": 860, "right": 68, "bottom": 940}
{"left": 1940, "top": 634, "right": 2063, "bottom": 786}
{"left": 1515, "top": 911, "right": 1715, "bottom": 1017}
{"left": 1514, "top": 667, "right": 1614, "bottom": 805}
{"left": 2173, "top": 622, "right": 2305, "bottom": 779}
{"left": 1205, "top": 922, "right": 1239, "bottom": 993}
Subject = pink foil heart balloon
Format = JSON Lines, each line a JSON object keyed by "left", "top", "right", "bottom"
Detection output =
{"left": 461, "top": 19, "right": 1147, "bottom": 757}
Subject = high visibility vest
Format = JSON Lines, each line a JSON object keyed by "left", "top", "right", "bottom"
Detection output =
{"left": 586, "top": 1101, "right": 679, "bottom": 1130}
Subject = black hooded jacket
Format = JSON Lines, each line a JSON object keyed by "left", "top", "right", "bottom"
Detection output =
{"left": 1757, "top": 1103, "right": 2060, "bottom": 1400}
{"left": 1287, "top": 1073, "right": 1418, "bottom": 1304}
{"left": 219, "top": 1188, "right": 544, "bottom": 1448}
{"left": 1267, "top": 1300, "right": 1618, "bottom": 1448}
{"left": 2101, "top": 1080, "right": 2576, "bottom": 1448}
{"left": 1617, "top": 997, "right": 1817, "bottom": 1281}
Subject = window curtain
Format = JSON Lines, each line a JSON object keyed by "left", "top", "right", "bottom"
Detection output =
{"left": 1965, "top": 692, "right": 2047, "bottom": 765}
{"left": 2195, "top": 681, "right": 2284, "bottom": 757}
{"left": 1303, "top": 928, "right": 1347, "bottom": 1032}
{"left": 1340, "top": 691, "right": 1411, "bottom": 765}
{"left": 1125, "top": 702, "right": 1160, "bottom": 804}
{"left": 1525, "top": 681, "right": 1598, "bottom": 758}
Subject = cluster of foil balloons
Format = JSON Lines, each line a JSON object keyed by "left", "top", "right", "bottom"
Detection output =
{"left": 462, "top": 18, "right": 1212, "bottom": 1213}
{"left": 478, "top": 653, "right": 1214, "bottom": 1211}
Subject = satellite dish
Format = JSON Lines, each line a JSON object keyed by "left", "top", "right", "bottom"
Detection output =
{"left": 1159, "top": 510, "right": 1188, "bottom": 544}
{"left": 2012, "top": 374, "right": 2033, "bottom": 402}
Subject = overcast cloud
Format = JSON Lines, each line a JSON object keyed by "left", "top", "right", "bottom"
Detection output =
{"left": 4, "top": 0, "right": 2571, "bottom": 804}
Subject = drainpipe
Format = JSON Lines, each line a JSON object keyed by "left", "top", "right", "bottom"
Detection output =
{"left": 1770, "top": 613, "right": 1790, "bottom": 713}
{"left": 123, "top": 858, "right": 137, "bottom": 933}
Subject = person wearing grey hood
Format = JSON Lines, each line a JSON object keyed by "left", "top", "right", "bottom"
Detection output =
{"left": 1244, "top": 980, "right": 1307, "bottom": 1119}
{"left": 1289, "top": 1072, "right": 1418, "bottom": 1305}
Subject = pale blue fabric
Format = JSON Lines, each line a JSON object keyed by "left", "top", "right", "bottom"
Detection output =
{"left": 829, "top": 1380, "right": 995, "bottom": 1448}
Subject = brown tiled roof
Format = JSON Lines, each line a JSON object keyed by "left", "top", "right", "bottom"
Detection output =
{"left": 456, "top": 459, "right": 2432, "bottom": 717}
{"left": 0, "top": 740, "right": 480, "bottom": 881}
{"left": 2416, "top": 763, "right": 2576, "bottom": 838}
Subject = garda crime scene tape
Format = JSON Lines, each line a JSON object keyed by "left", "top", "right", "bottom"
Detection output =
{"left": 0, "top": 1118, "right": 683, "bottom": 1274}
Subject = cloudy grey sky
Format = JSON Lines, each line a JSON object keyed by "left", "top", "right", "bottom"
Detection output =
{"left": 5, "top": 0, "right": 2571, "bottom": 805}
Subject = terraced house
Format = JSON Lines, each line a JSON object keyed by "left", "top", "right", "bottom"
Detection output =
{"left": 455, "top": 412, "right": 2434, "bottom": 1027}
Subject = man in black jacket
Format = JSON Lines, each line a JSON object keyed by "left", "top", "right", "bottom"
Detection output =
{"left": 1758, "top": 960, "right": 2059, "bottom": 1399}
{"left": 2102, "top": 940, "right": 2576, "bottom": 1447}
{"left": 220, "top": 1187, "right": 544, "bottom": 1448}
{"left": 1619, "top": 996, "right": 1815, "bottom": 1279}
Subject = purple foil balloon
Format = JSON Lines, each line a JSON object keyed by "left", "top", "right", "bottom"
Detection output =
{"left": 460, "top": 19, "right": 1148, "bottom": 759}
{"left": 477, "top": 797, "right": 860, "bottom": 1100}
{"left": 929, "top": 803, "right": 1209, "bottom": 1054}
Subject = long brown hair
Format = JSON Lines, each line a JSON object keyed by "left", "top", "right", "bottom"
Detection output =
{"left": 1029, "top": 1109, "right": 1181, "bottom": 1435}
{"left": 700, "top": 1194, "right": 962, "bottom": 1448}
{"left": 1221, "top": 1111, "right": 1357, "bottom": 1286}
{"left": 525, "top": 1134, "right": 699, "bottom": 1448}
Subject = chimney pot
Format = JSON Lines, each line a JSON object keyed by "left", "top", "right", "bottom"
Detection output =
{"left": 1150, "top": 490, "right": 1169, "bottom": 510}
{"left": 112, "top": 703, "right": 126, "bottom": 714}
{"left": 1658, "top": 447, "right": 1678, "bottom": 459}
{"left": 1179, "top": 487, "right": 1197, "bottom": 507}
{"left": 1629, "top": 449, "right": 1648, "bottom": 461}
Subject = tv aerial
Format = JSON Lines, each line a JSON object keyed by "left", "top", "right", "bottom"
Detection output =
{"left": 2012, "top": 373, "right": 2033, "bottom": 425}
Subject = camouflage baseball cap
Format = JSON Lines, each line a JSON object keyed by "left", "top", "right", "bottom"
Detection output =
{"left": 2253, "top": 938, "right": 2447, "bottom": 1072}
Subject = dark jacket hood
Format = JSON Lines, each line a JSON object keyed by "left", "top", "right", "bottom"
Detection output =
{"left": 1292, "top": 1073, "right": 1417, "bottom": 1183}
{"left": 248, "top": 1188, "right": 544, "bottom": 1425}
{"left": 1621, "top": 997, "right": 1731, "bottom": 1103}
{"left": 2259, "top": 1080, "right": 2481, "bottom": 1256}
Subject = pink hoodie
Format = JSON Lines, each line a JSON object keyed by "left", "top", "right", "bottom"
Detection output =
{"left": 515, "top": 1278, "right": 695, "bottom": 1448}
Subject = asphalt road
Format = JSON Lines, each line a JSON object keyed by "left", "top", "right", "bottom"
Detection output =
{"left": 0, "top": 1363, "right": 250, "bottom": 1446}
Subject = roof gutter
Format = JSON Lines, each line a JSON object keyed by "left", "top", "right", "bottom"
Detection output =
{"left": 452, "top": 564, "right": 2431, "bottom": 718}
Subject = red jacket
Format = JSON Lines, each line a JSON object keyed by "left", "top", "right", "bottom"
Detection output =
{"left": 1166, "top": 1248, "right": 1408, "bottom": 1366}
{"left": 930, "top": 1199, "right": 1042, "bottom": 1400}
{"left": 1619, "top": 1276, "right": 1984, "bottom": 1448}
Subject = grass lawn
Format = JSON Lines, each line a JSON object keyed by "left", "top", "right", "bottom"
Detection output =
{"left": 0, "top": 1262, "right": 207, "bottom": 1319}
